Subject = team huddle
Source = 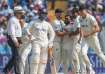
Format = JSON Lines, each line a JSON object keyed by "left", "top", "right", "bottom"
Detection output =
{"left": 3, "top": 4, "right": 105, "bottom": 74}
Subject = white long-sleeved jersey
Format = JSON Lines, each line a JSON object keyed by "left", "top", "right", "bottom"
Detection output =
{"left": 28, "top": 20, "right": 55, "bottom": 47}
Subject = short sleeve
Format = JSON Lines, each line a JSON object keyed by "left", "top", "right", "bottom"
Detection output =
{"left": 90, "top": 15, "right": 98, "bottom": 26}
{"left": 52, "top": 20, "right": 66, "bottom": 32}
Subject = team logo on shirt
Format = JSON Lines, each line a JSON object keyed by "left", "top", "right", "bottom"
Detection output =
{"left": 36, "top": 27, "right": 47, "bottom": 32}
{"left": 81, "top": 24, "right": 88, "bottom": 27}
{"left": 80, "top": 19, "right": 88, "bottom": 27}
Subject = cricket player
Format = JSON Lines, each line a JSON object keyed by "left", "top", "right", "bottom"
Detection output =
{"left": 69, "top": 8, "right": 82, "bottom": 74}
{"left": 78, "top": 5, "right": 105, "bottom": 74}
{"left": 62, "top": 15, "right": 74, "bottom": 74}
{"left": 27, "top": 9, "right": 55, "bottom": 74}
{"left": 4, "top": 6, "right": 24, "bottom": 74}
{"left": 53, "top": 8, "right": 66, "bottom": 72}
{"left": 63, "top": 13, "right": 81, "bottom": 74}
{"left": 53, "top": 8, "right": 81, "bottom": 74}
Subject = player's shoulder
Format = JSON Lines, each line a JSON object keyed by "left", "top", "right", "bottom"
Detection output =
{"left": 53, "top": 19, "right": 62, "bottom": 24}
{"left": 52, "top": 20, "right": 58, "bottom": 27}
{"left": 87, "top": 14, "right": 95, "bottom": 20}
{"left": 31, "top": 19, "right": 40, "bottom": 26}
{"left": 9, "top": 16, "right": 18, "bottom": 24}
{"left": 44, "top": 21, "right": 52, "bottom": 27}
{"left": 9, "top": 16, "right": 17, "bottom": 21}
{"left": 44, "top": 20, "right": 50, "bottom": 24}
{"left": 54, "top": 19, "right": 65, "bottom": 25}
{"left": 53, "top": 19, "right": 58, "bottom": 24}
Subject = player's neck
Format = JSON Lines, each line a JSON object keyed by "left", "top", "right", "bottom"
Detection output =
{"left": 16, "top": 15, "right": 21, "bottom": 20}
{"left": 82, "top": 13, "right": 87, "bottom": 19}
{"left": 56, "top": 17, "right": 62, "bottom": 20}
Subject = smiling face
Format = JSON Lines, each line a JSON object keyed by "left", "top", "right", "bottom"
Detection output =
{"left": 55, "top": 12, "right": 62, "bottom": 20}
{"left": 64, "top": 15, "right": 71, "bottom": 25}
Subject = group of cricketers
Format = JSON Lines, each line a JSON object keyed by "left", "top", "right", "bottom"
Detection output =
{"left": 2, "top": 4, "right": 105, "bottom": 74}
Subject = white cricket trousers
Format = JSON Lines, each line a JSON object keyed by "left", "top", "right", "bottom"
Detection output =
{"left": 19, "top": 36, "right": 32, "bottom": 74}
{"left": 53, "top": 36, "right": 79, "bottom": 74}
{"left": 29, "top": 41, "right": 48, "bottom": 74}
{"left": 71, "top": 35, "right": 81, "bottom": 74}
{"left": 81, "top": 36, "right": 105, "bottom": 74}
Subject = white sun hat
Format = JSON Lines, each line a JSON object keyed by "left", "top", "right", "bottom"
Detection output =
{"left": 14, "top": 6, "right": 25, "bottom": 13}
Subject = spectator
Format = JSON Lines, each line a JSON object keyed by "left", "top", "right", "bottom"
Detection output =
{"left": 34, "top": 0, "right": 47, "bottom": 9}
{"left": 26, "top": 12, "right": 35, "bottom": 23}
{"left": 0, "top": 13, "right": 7, "bottom": 33}
{"left": 51, "top": 0, "right": 55, "bottom": 10}
{"left": 68, "top": 0, "right": 79, "bottom": 8}
{"left": 0, "top": 0, "right": 10, "bottom": 16}
{"left": 8, "top": 9, "right": 14, "bottom": 17}
{"left": 0, "top": 16, "right": 9, "bottom": 55}
{"left": 13, "top": 0, "right": 20, "bottom": 8}
{"left": 79, "top": 0, "right": 87, "bottom": 5}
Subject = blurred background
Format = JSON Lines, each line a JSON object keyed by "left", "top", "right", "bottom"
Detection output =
{"left": 0, "top": 0, "right": 105, "bottom": 74}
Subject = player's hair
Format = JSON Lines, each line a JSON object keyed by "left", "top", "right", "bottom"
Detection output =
{"left": 79, "top": 4, "right": 87, "bottom": 11}
{"left": 72, "top": 8, "right": 79, "bottom": 14}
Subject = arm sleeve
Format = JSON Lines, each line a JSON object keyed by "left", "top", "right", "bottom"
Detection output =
{"left": 90, "top": 16, "right": 98, "bottom": 26}
{"left": 48, "top": 23, "right": 55, "bottom": 48}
